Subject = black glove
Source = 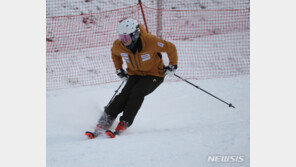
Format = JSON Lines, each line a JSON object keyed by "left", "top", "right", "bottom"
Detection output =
{"left": 164, "top": 65, "right": 178, "bottom": 76}
{"left": 116, "top": 68, "right": 128, "bottom": 81}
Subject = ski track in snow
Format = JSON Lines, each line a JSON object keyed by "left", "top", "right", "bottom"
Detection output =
{"left": 47, "top": 75, "right": 249, "bottom": 167}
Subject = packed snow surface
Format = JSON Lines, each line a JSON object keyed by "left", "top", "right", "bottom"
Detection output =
{"left": 47, "top": 75, "right": 249, "bottom": 167}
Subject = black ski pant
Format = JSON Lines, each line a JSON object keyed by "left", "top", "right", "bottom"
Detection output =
{"left": 105, "top": 75, "right": 164, "bottom": 126}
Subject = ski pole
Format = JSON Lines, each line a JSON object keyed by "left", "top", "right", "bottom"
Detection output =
{"left": 174, "top": 74, "right": 235, "bottom": 108}
{"left": 105, "top": 81, "right": 125, "bottom": 109}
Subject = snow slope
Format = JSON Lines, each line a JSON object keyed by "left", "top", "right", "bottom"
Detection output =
{"left": 47, "top": 75, "right": 249, "bottom": 167}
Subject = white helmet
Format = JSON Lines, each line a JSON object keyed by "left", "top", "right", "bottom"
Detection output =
{"left": 118, "top": 18, "right": 140, "bottom": 42}
{"left": 118, "top": 18, "right": 138, "bottom": 35}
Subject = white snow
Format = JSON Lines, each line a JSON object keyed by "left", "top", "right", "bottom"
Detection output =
{"left": 47, "top": 75, "right": 249, "bottom": 167}
{"left": 46, "top": 1, "right": 249, "bottom": 166}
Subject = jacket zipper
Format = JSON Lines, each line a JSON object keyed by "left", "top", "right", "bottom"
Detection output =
{"left": 133, "top": 54, "right": 140, "bottom": 70}
{"left": 128, "top": 55, "right": 135, "bottom": 68}
{"left": 138, "top": 54, "right": 142, "bottom": 67}
{"left": 133, "top": 53, "right": 145, "bottom": 76}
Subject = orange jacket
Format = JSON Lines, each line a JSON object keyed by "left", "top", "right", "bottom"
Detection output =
{"left": 111, "top": 24, "right": 178, "bottom": 77}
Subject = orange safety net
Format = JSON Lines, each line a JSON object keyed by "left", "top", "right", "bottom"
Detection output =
{"left": 46, "top": 0, "right": 249, "bottom": 90}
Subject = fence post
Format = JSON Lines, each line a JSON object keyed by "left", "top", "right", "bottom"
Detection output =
{"left": 138, "top": 0, "right": 149, "bottom": 33}
{"left": 156, "top": 0, "right": 163, "bottom": 38}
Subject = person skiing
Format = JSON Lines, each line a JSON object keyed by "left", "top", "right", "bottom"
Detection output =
{"left": 85, "top": 18, "right": 178, "bottom": 139}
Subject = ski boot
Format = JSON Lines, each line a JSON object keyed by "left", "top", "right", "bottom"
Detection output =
{"left": 105, "top": 121, "right": 129, "bottom": 138}
{"left": 85, "top": 112, "right": 115, "bottom": 139}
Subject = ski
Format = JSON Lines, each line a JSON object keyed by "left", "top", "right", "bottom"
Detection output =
{"left": 85, "top": 131, "right": 101, "bottom": 139}
{"left": 85, "top": 130, "right": 119, "bottom": 139}
{"left": 105, "top": 130, "right": 119, "bottom": 138}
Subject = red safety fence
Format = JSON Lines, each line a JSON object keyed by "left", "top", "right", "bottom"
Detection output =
{"left": 46, "top": 0, "right": 249, "bottom": 91}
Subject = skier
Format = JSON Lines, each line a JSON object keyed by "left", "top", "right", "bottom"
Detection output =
{"left": 86, "top": 18, "right": 178, "bottom": 139}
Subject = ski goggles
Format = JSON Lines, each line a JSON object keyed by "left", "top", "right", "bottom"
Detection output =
{"left": 119, "top": 34, "right": 132, "bottom": 43}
